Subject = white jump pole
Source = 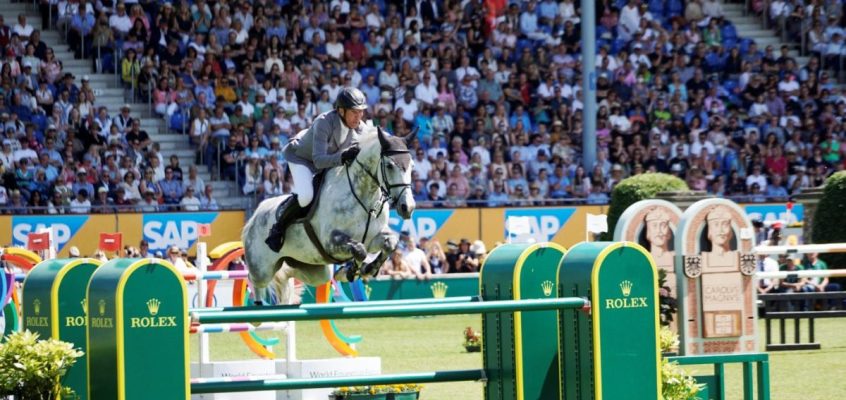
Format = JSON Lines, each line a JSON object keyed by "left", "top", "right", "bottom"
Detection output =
{"left": 756, "top": 269, "right": 846, "bottom": 280}
{"left": 195, "top": 242, "right": 211, "bottom": 371}
{"left": 752, "top": 243, "right": 846, "bottom": 255}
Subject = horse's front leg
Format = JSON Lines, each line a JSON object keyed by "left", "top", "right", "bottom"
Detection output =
{"left": 329, "top": 230, "right": 368, "bottom": 262}
{"left": 359, "top": 229, "right": 399, "bottom": 279}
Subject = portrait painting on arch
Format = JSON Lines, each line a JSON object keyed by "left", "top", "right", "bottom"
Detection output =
{"left": 612, "top": 200, "right": 682, "bottom": 331}
{"left": 676, "top": 198, "right": 758, "bottom": 355}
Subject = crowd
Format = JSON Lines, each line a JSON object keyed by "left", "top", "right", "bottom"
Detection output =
{"left": 379, "top": 230, "right": 489, "bottom": 279}
{"left": 1, "top": 0, "right": 845, "bottom": 214}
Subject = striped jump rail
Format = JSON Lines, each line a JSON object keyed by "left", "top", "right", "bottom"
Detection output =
{"left": 14, "top": 269, "right": 250, "bottom": 283}
{"left": 189, "top": 322, "right": 290, "bottom": 334}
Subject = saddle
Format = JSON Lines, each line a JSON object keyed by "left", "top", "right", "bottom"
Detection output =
{"left": 273, "top": 170, "right": 345, "bottom": 263}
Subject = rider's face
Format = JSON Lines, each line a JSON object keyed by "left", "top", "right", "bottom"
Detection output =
{"left": 341, "top": 108, "right": 365, "bottom": 129}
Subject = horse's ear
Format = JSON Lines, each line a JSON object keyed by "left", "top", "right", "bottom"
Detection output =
{"left": 399, "top": 126, "right": 418, "bottom": 146}
{"left": 377, "top": 126, "right": 390, "bottom": 148}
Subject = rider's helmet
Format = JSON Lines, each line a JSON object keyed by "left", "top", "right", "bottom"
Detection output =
{"left": 335, "top": 87, "right": 368, "bottom": 110}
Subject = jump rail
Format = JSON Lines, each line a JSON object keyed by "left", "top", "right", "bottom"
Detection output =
{"left": 191, "top": 369, "right": 486, "bottom": 394}
{"left": 191, "top": 297, "right": 591, "bottom": 324}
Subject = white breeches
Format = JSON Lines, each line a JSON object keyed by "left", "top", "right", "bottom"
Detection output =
{"left": 289, "top": 162, "right": 314, "bottom": 207}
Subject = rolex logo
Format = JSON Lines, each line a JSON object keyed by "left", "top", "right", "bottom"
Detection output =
{"left": 146, "top": 298, "right": 161, "bottom": 316}
{"left": 541, "top": 280, "right": 554, "bottom": 297}
{"left": 431, "top": 282, "right": 448, "bottom": 298}
{"left": 620, "top": 280, "right": 633, "bottom": 297}
{"left": 98, "top": 299, "right": 107, "bottom": 316}
{"left": 26, "top": 298, "right": 48, "bottom": 327}
{"left": 81, "top": 299, "right": 88, "bottom": 316}
{"left": 364, "top": 284, "right": 372, "bottom": 300}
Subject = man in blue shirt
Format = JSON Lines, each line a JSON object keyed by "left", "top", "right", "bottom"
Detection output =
{"left": 159, "top": 167, "right": 184, "bottom": 206}
{"left": 765, "top": 174, "right": 789, "bottom": 199}
{"left": 68, "top": 6, "right": 94, "bottom": 58}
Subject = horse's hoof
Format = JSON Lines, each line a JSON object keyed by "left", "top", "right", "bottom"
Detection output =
{"left": 361, "top": 262, "right": 381, "bottom": 279}
{"left": 349, "top": 242, "right": 367, "bottom": 261}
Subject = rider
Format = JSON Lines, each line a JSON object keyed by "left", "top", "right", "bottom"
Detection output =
{"left": 265, "top": 87, "right": 368, "bottom": 252}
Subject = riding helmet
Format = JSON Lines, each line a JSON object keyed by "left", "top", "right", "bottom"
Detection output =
{"left": 335, "top": 87, "right": 368, "bottom": 110}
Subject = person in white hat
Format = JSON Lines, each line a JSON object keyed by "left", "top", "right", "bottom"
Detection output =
{"left": 68, "top": 246, "right": 81, "bottom": 257}
{"left": 167, "top": 245, "right": 191, "bottom": 271}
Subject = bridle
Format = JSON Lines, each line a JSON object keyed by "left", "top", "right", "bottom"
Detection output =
{"left": 344, "top": 147, "right": 411, "bottom": 243}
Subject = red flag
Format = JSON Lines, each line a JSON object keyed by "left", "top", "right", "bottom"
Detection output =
{"left": 198, "top": 224, "right": 212, "bottom": 237}
{"left": 99, "top": 233, "right": 123, "bottom": 252}
{"left": 27, "top": 232, "right": 50, "bottom": 251}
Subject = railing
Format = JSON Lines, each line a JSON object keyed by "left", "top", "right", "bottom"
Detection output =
{"left": 758, "top": 291, "right": 846, "bottom": 351}
{"left": 0, "top": 203, "right": 232, "bottom": 214}
{"left": 666, "top": 353, "right": 770, "bottom": 400}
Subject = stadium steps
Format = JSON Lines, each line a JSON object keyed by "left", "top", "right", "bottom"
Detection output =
{"left": 724, "top": 4, "right": 809, "bottom": 66}
{"left": 0, "top": 0, "right": 246, "bottom": 209}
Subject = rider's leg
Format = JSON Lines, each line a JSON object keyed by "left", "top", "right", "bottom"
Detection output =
{"left": 265, "top": 163, "right": 313, "bottom": 252}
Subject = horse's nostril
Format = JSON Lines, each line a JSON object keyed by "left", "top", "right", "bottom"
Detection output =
{"left": 401, "top": 204, "right": 408, "bottom": 213}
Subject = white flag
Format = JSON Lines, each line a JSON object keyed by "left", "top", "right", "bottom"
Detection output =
{"left": 586, "top": 213, "right": 608, "bottom": 234}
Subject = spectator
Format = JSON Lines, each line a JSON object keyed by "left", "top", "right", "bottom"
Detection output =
{"left": 382, "top": 249, "right": 413, "bottom": 279}
{"left": 159, "top": 167, "right": 183, "bottom": 206}
{"left": 200, "top": 184, "right": 219, "bottom": 211}
{"left": 399, "top": 232, "right": 432, "bottom": 280}
{"left": 69, "top": 189, "right": 91, "bottom": 214}
{"left": 180, "top": 186, "right": 201, "bottom": 211}
{"left": 167, "top": 246, "right": 191, "bottom": 271}
{"left": 137, "top": 188, "right": 159, "bottom": 212}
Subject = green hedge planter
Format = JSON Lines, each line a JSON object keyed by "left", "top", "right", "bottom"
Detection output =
{"left": 464, "top": 345, "right": 481, "bottom": 353}
{"left": 390, "top": 393, "right": 420, "bottom": 400}
{"left": 330, "top": 394, "right": 388, "bottom": 400}
{"left": 330, "top": 392, "right": 420, "bottom": 400}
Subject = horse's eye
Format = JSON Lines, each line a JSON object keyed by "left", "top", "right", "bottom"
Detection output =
{"left": 387, "top": 164, "right": 395, "bottom": 170}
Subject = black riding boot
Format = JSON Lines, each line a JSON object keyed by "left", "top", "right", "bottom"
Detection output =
{"left": 265, "top": 195, "right": 302, "bottom": 252}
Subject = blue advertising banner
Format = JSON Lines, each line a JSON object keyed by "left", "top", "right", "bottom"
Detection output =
{"left": 12, "top": 215, "right": 89, "bottom": 252}
{"left": 142, "top": 213, "right": 219, "bottom": 252}
{"left": 388, "top": 209, "right": 455, "bottom": 240}
{"left": 743, "top": 204, "right": 804, "bottom": 225}
{"left": 503, "top": 208, "right": 577, "bottom": 243}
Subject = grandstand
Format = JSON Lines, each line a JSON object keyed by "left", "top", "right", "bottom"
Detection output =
{"left": 0, "top": 0, "right": 843, "bottom": 214}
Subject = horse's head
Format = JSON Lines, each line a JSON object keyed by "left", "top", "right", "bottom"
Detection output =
{"left": 375, "top": 126, "right": 415, "bottom": 219}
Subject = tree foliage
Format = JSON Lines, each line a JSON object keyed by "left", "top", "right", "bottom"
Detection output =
{"left": 811, "top": 171, "right": 846, "bottom": 269}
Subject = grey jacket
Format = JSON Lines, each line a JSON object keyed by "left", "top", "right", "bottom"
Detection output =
{"left": 283, "top": 110, "right": 360, "bottom": 172}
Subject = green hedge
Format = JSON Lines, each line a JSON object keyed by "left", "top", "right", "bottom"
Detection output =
{"left": 811, "top": 171, "right": 846, "bottom": 269}
{"left": 601, "top": 173, "right": 689, "bottom": 241}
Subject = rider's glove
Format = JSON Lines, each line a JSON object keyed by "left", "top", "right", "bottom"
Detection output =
{"left": 341, "top": 143, "right": 361, "bottom": 164}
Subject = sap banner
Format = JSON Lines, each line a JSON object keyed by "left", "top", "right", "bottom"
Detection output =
{"left": 0, "top": 211, "right": 245, "bottom": 257}
{"left": 388, "top": 206, "right": 607, "bottom": 250}
{"left": 124, "top": 212, "right": 245, "bottom": 253}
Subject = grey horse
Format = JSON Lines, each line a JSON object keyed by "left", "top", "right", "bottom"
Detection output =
{"left": 242, "top": 124, "right": 415, "bottom": 305}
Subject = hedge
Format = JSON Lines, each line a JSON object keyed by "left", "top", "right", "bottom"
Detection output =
{"left": 811, "top": 171, "right": 846, "bottom": 269}
{"left": 601, "top": 173, "right": 689, "bottom": 241}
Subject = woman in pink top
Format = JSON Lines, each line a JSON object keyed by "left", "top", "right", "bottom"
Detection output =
{"left": 436, "top": 76, "right": 456, "bottom": 113}
{"left": 153, "top": 78, "right": 177, "bottom": 117}
{"left": 39, "top": 50, "right": 61, "bottom": 84}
